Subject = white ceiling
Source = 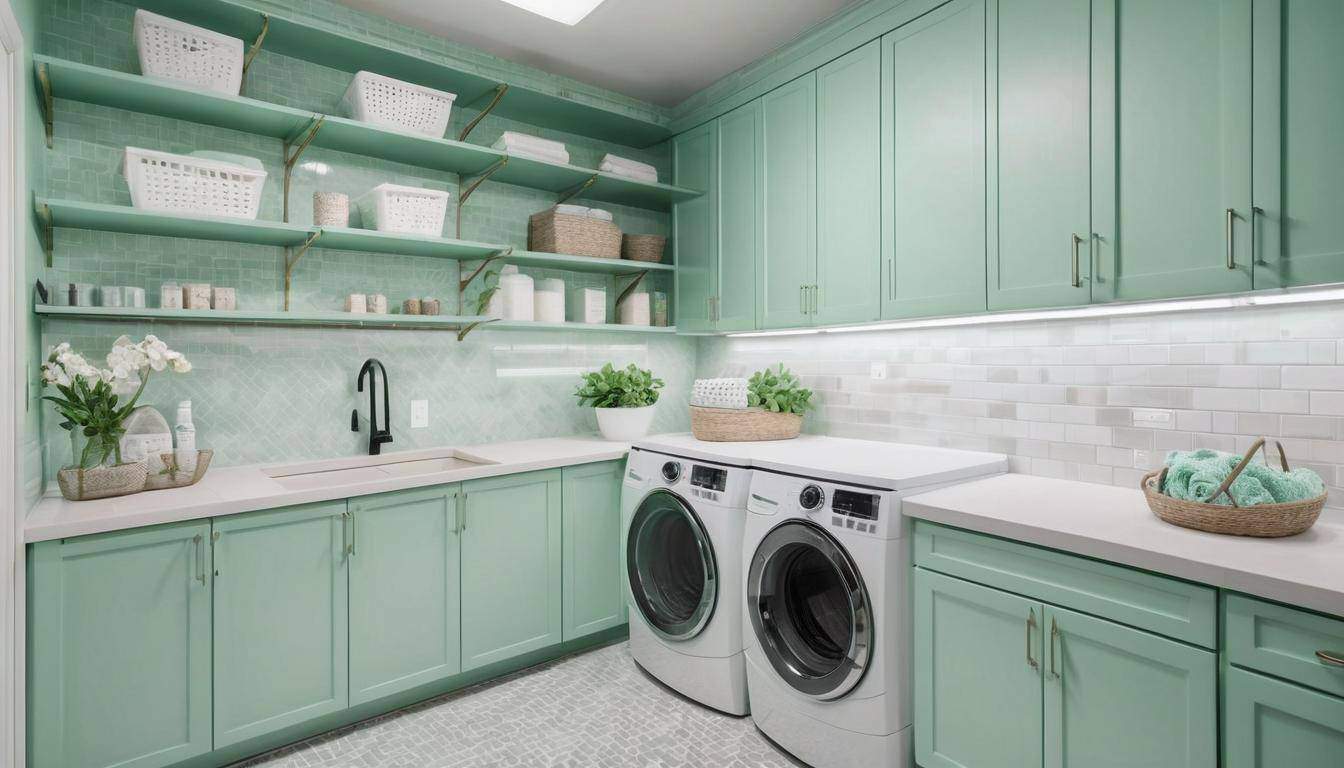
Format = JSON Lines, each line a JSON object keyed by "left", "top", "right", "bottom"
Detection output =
{"left": 334, "top": 0, "right": 857, "bottom": 107}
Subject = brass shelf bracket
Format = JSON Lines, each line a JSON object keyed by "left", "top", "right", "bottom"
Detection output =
{"left": 557, "top": 174, "right": 599, "bottom": 206}
{"left": 281, "top": 115, "right": 326, "bottom": 223}
{"left": 239, "top": 14, "right": 271, "bottom": 94}
{"left": 455, "top": 156, "right": 508, "bottom": 237}
{"left": 282, "top": 230, "right": 323, "bottom": 310}
{"left": 36, "top": 202, "right": 53, "bottom": 267}
{"left": 36, "top": 62, "right": 53, "bottom": 148}
{"left": 456, "top": 320, "right": 486, "bottom": 342}
{"left": 457, "top": 84, "right": 509, "bottom": 142}
{"left": 615, "top": 270, "right": 649, "bottom": 307}
{"left": 458, "top": 247, "right": 513, "bottom": 293}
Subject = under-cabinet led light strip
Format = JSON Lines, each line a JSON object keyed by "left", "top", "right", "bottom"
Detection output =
{"left": 727, "top": 284, "right": 1344, "bottom": 338}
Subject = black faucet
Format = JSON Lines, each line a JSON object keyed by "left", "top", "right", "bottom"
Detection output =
{"left": 352, "top": 358, "right": 393, "bottom": 455}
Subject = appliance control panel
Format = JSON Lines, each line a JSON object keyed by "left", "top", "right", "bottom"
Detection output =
{"left": 747, "top": 469, "right": 901, "bottom": 539}
{"left": 627, "top": 449, "right": 752, "bottom": 508}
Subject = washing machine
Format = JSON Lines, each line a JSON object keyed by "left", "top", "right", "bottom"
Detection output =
{"left": 741, "top": 439, "right": 1007, "bottom": 768}
{"left": 620, "top": 440, "right": 755, "bottom": 715}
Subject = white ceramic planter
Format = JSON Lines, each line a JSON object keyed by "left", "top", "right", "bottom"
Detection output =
{"left": 594, "top": 404, "right": 656, "bottom": 441}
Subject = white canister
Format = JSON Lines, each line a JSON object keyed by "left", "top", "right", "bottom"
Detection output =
{"left": 313, "top": 192, "right": 350, "bottom": 227}
{"left": 569, "top": 286, "right": 606, "bottom": 324}
{"left": 367, "top": 293, "right": 388, "bottom": 314}
{"left": 533, "top": 278, "right": 565, "bottom": 323}
{"left": 183, "top": 283, "right": 212, "bottom": 310}
{"left": 617, "top": 291, "right": 651, "bottom": 326}
{"left": 122, "top": 286, "right": 147, "bottom": 308}
{"left": 345, "top": 293, "right": 367, "bottom": 313}
{"left": 99, "top": 285, "right": 124, "bottom": 307}
{"left": 500, "top": 265, "right": 534, "bottom": 321}
{"left": 159, "top": 283, "right": 182, "bottom": 309}
{"left": 211, "top": 287, "right": 236, "bottom": 310}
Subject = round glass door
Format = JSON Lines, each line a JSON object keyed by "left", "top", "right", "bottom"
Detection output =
{"left": 626, "top": 490, "right": 718, "bottom": 641}
{"left": 747, "top": 520, "right": 872, "bottom": 700}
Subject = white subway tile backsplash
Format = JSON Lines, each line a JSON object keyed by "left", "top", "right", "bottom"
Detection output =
{"left": 1282, "top": 415, "right": 1336, "bottom": 439}
{"left": 1283, "top": 366, "right": 1344, "bottom": 390}
{"left": 1311, "top": 391, "right": 1344, "bottom": 415}
{"left": 1193, "top": 388, "right": 1260, "bottom": 411}
{"left": 1259, "top": 390, "right": 1310, "bottom": 414}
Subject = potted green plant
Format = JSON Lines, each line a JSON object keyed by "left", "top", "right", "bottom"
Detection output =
{"left": 574, "top": 363, "right": 665, "bottom": 441}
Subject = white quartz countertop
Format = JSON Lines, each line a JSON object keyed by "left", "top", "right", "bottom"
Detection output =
{"left": 903, "top": 473, "right": 1344, "bottom": 618}
{"left": 25, "top": 436, "right": 629, "bottom": 543}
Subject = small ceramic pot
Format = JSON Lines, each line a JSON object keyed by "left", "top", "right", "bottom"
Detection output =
{"left": 594, "top": 404, "right": 657, "bottom": 441}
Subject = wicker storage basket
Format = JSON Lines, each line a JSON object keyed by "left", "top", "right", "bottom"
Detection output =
{"left": 1141, "top": 438, "right": 1325, "bottom": 538}
{"left": 529, "top": 208, "right": 621, "bottom": 259}
{"left": 690, "top": 406, "right": 802, "bottom": 442}
{"left": 144, "top": 450, "right": 213, "bottom": 491}
{"left": 622, "top": 234, "right": 666, "bottom": 263}
{"left": 57, "top": 462, "right": 149, "bottom": 501}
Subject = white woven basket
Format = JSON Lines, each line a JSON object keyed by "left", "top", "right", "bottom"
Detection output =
{"left": 691, "top": 378, "right": 750, "bottom": 410}
{"left": 122, "top": 147, "right": 267, "bottom": 219}
{"left": 341, "top": 71, "right": 457, "bottom": 138}
{"left": 355, "top": 183, "right": 450, "bottom": 236}
{"left": 134, "top": 9, "right": 244, "bottom": 95}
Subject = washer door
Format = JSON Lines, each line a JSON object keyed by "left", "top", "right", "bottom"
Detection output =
{"left": 748, "top": 520, "right": 872, "bottom": 700}
{"left": 626, "top": 490, "right": 718, "bottom": 641}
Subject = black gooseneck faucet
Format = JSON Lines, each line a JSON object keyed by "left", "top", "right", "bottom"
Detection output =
{"left": 352, "top": 358, "right": 394, "bottom": 455}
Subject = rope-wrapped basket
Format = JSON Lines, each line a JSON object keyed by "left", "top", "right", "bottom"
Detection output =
{"left": 689, "top": 406, "right": 801, "bottom": 442}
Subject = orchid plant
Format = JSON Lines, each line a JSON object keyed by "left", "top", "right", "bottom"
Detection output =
{"left": 42, "top": 335, "right": 192, "bottom": 469}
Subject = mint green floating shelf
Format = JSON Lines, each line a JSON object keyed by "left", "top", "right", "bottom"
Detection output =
{"left": 38, "top": 198, "right": 315, "bottom": 247}
{"left": 486, "top": 321, "right": 679, "bottom": 334}
{"left": 36, "top": 305, "right": 497, "bottom": 331}
{"left": 504, "top": 250, "right": 673, "bottom": 275}
{"left": 315, "top": 227, "right": 504, "bottom": 260}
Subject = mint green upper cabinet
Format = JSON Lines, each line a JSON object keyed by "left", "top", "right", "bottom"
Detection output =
{"left": 1043, "top": 605, "right": 1217, "bottom": 768}
{"left": 716, "top": 100, "right": 763, "bottom": 331}
{"left": 1225, "top": 667, "right": 1344, "bottom": 768}
{"left": 1251, "top": 0, "right": 1344, "bottom": 288}
{"left": 561, "top": 461, "right": 626, "bottom": 641}
{"left": 914, "top": 568, "right": 1044, "bottom": 768}
{"left": 987, "top": 0, "right": 1093, "bottom": 310}
{"left": 28, "top": 522, "right": 212, "bottom": 768}
{"left": 759, "top": 72, "right": 818, "bottom": 329}
{"left": 882, "top": 0, "right": 988, "bottom": 319}
{"left": 815, "top": 40, "right": 882, "bottom": 325}
{"left": 212, "top": 502, "right": 349, "bottom": 747}
{"left": 461, "top": 469, "right": 563, "bottom": 670}
{"left": 1091, "top": 0, "right": 1253, "bottom": 301}
{"left": 348, "top": 485, "right": 462, "bottom": 706}
{"left": 674, "top": 121, "right": 718, "bottom": 333}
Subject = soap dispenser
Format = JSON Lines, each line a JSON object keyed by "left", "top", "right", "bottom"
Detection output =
{"left": 174, "top": 400, "right": 197, "bottom": 474}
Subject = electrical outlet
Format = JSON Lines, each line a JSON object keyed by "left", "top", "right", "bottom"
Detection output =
{"left": 411, "top": 399, "right": 429, "bottom": 429}
{"left": 870, "top": 362, "right": 888, "bottom": 380}
{"left": 1133, "top": 408, "right": 1173, "bottom": 425}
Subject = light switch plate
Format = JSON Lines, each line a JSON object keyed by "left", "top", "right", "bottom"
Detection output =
{"left": 870, "top": 362, "right": 888, "bottom": 380}
{"left": 411, "top": 399, "right": 429, "bottom": 429}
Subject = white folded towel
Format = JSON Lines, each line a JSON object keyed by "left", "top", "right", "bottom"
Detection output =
{"left": 586, "top": 208, "right": 613, "bottom": 222}
{"left": 600, "top": 153, "right": 657, "bottom": 178}
{"left": 556, "top": 203, "right": 590, "bottom": 216}
{"left": 600, "top": 162, "right": 658, "bottom": 184}
{"left": 494, "top": 131, "right": 567, "bottom": 155}
{"left": 501, "top": 146, "right": 571, "bottom": 165}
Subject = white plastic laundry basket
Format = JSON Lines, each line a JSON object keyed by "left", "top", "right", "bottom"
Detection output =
{"left": 122, "top": 147, "right": 268, "bottom": 220}
{"left": 134, "top": 10, "right": 244, "bottom": 96}
{"left": 355, "top": 183, "right": 450, "bottom": 236}
{"left": 341, "top": 71, "right": 457, "bottom": 138}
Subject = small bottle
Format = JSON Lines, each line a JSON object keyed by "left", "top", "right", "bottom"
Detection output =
{"left": 175, "top": 400, "right": 197, "bottom": 476}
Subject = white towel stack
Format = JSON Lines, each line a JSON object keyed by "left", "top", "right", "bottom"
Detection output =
{"left": 554, "top": 203, "right": 613, "bottom": 222}
{"left": 599, "top": 153, "right": 658, "bottom": 183}
{"left": 493, "top": 131, "right": 570, "bottom": 165}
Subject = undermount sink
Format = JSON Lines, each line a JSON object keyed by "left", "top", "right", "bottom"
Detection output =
{"left": 263, "top": 450, "right": 496, "bottom": 490}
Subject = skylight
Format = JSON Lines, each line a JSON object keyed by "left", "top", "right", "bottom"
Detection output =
{"left": 498, "top": 0, "right": 608, "bottom": 25}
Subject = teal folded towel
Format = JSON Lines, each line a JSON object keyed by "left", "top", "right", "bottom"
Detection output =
{"left": 1162, "top": 449, "right": 1325, "bottom": 506}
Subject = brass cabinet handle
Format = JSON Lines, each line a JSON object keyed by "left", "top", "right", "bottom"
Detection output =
{"left": 1027, "top": 608, "right": 1039, "bottom": 670}
{"left": 1049, "top": 617, "right": 1060, "bottom": 680}
{"left": 1225, "top": 208, "right": 1237, "bottom": 269}
{"left": 1071, "top": 234, "right": 1083, "bottom": 288}
{"left": 811, "top": 285, "right": 819, "bottom": 315}
{"left": 341, "top": 511, "right": 352, "bottom": 556}
{"left": 1317, "top": 650, "right": 1344, "bottom": 667}
{"left": 193, "top": 534, "right": 205, "bottom": 585}
{"left": 451, "top": 492, "right": 462, "bottom": 533}
{"left": 211, "top": 530, "right": 221, "bottom": 577}
{"left": 459, "top": 492, "right": 468, "bottom": 532}
{"left": 1251, "top": 206, "right": 1264, "bottom": 264}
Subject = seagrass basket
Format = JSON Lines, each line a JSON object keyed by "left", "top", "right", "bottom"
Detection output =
{"left": 622, "top": 234, "right": 666, "bottom": 263}
{"left": 1141, "top": 438, "right": 1325, "bottom": 538}
{"left": 689, "top": 406, "right": 802, "bottom": 442}
{"left": 529, "top": 208, "right": 621, "bottom": 259}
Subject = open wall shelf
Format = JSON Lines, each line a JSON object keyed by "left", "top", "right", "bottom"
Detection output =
{"left": 35, "top": 55, "right": 699, "bottom": 212}
{"left": 36, "top": 305, "right": 496, "bottom": 331}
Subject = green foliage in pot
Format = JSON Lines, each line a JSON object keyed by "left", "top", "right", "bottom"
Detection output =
{"left": 575, "top": 363, "right": 665, "bottom": 408}
{"left": 748, "top": 364, "right": 814, "bottom": 415}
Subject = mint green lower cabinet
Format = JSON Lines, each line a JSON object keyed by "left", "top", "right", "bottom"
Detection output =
{"left": 1043, "top": 605, "right": 1217, "bottom": 768}
{"left": 461, "top": 469, "right": 563, "bottom": 670}
{"left": 212, "top": 502, "right": 349, "bottom": 747}
{"left": 28, "top": 521, "right": 212, "bottom": 768}
{"left": 1225, "top": 666, "right": 1344, "bottom": 767}
{"left": 348, "top": 485, "right": 462, "bottom": 706}
{"left": 881, "top": 0, "right": 988, "bottom": 319}
{"left": 914, "top": 568, "right": 1044, "bottom": 768}
{"left": 561, "top": 461, "right": 626, "bottom": 641}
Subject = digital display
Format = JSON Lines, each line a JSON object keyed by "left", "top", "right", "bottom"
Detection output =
{"left": 690, "top": 465, "right": 728, "bottom": 491}
{"left": 832, "top": 490, "right": 880, "bottom": 520}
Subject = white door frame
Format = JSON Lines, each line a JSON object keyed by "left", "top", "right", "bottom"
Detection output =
{"left": 0, "top": 2, "right": 25, "bottom": 766}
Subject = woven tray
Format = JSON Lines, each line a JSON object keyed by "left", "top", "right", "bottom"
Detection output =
{"left": 56, "top": 461, "right": 150, "bottom": 501}
{"left": 690, "top": 406, "right": 802, "bottom": 442}
{"left": 529, "top": 209, "right": 621, "bottom": 259}
{"left": 1141, "top": 438, "right": 1325, "bottom": 538}
{"left": 622, "top": 234, "right": 666, "bottom": 263}
{"left": 144, "top": 450, "right": 214, "bottom": 491}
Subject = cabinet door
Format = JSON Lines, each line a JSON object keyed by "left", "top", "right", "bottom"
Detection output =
{"left": 759, "top": 72, "right": 817, "bottom": 329}
{"left": 1092, "top": 0, "right": 1252, "bottom": 301}
{"left": 1225, "top": 666, "right": 1344, "bottom": 768}
{"left": 716, "top": 99, "right": 762, "bottom": 332}
{"left": 212, "top": 502, "right": 348, "bottom": 747}
{"left": 1043, "top": 605, "right": 1217, "bottom": 768}
{"left": 461, "top": 469, "right": 563, "bottom": 670}
{"left": 1251, "top": 0, "right": 1344, "bottom": 288}
{"left": 987, "top": 0, "right": 1093, "bottom": 310}
{"left": 673, "top": 121, "right": 718, "bottom": 332}
{"left": 561, "top": 460, "right": 626, "bottom": 641}
{"left": 816, "top": 40, "right": 881, "bottom": 325}
{"left": 914, "top": 568, "right": 1044, "bottom": 768}
{"left": 348, "top": 485, "right": 462, "bottom": 706}
{"left": 882, "top": 0, "right": 988, "bottom": 319}
{"left": 28, "top": 522, "right": 212, "bottom": 768}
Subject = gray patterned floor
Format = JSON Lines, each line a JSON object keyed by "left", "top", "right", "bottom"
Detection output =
{"left": 238, "top": 642, "right": 802, "bottom": 767}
